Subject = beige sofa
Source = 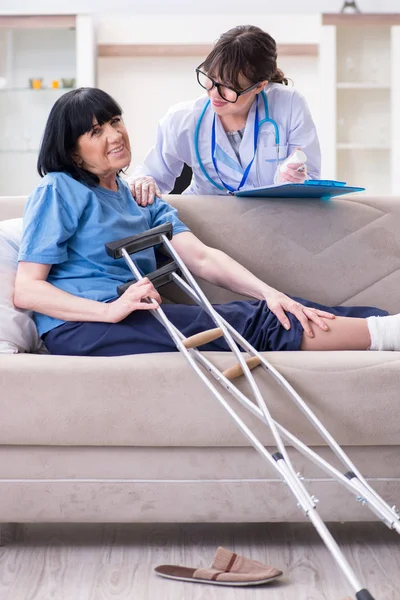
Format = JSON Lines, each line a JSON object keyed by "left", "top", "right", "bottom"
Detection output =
{"left": 1, "top": 194, "right": 400, "bottom": 529}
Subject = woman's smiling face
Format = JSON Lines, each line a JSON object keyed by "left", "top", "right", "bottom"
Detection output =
{"left": 73, "top": 115, "right": 131, "bottom": 183}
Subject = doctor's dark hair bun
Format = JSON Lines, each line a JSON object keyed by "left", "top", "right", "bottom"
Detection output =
{"left": 37, "top": 87, "right": 124, "bottom": 186}
{"left": 201, "top": 25, "right": 288, "bottom": 88}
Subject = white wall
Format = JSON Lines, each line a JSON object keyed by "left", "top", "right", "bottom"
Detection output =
{"left": 97, "top": 13, "right": 321, "bottom": 44}
{"left": 1, "top": 0, "right": 398, "bottom": 14}
{"left": 98, "top": 55, "right": 201, "bottom": 170}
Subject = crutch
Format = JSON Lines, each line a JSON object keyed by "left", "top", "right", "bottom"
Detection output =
{"left": 106, "top": 223, "right": 400, "bottom": 600}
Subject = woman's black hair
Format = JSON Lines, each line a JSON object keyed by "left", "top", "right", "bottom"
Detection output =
{"left": 37, "top": 87, "right": 123, "bottom": 186}
{"left": 200, "top": 25, "right": 288, "bottom": 89}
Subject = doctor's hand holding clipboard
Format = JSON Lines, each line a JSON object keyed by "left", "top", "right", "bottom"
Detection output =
{"left": 128, "top": 24, "right": 320, "bottom": 206}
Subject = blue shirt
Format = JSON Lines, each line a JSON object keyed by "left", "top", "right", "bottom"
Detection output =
{"left": 18, "top": 172, "right": 190, "bottom": 336}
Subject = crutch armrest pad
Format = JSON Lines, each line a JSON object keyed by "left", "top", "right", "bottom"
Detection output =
{"left": 105, "top": 222, "right": 173, "bottom": 259}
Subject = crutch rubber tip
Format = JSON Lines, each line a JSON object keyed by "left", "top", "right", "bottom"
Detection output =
{"left": 356, "top": 590, "right": 375, "bottom": 600}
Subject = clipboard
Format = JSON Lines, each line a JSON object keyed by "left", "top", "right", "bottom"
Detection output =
{"left": 234, "top": 180, "right": 365, "bottom": 199}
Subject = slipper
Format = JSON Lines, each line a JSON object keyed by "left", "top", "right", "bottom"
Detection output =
{"left": 154, "top": 546, "right": 283, "bottom": 586}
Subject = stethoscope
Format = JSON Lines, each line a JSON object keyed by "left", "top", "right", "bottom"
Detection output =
{"left": 194, "top": 90, "right": 280, "bottom": 194}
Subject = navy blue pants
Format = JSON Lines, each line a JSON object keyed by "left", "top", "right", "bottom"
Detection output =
{"left": 43, "top": 298, "right": 388, "bottom": 357}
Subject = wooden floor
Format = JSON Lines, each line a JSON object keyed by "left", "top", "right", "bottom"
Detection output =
{"left": 0, "top": 522, "right": 399, "bottom": 600}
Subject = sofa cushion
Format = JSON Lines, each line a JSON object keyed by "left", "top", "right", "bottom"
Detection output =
{"left": 0, "top": 218, "right": 42, "bottom": 353}
{"left": 167, "top": 195, "right": 400, "bottom": 314}
{"left": 0, "top": 351, "right": 399, "bottom": 447}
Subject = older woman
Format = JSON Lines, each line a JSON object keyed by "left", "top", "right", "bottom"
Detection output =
{"left": 14, "top": 87, "right": 399, "bottom": 356}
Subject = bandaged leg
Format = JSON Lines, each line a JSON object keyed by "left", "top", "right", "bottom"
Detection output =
{"left": 367, "top": 314, "right": 400, "bottom": 351}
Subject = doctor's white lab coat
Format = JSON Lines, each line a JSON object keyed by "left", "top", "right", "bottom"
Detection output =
{"left": 134, "top": 83, "right": 321, "bottom": 195}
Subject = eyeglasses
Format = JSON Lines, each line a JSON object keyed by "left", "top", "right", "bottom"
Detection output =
{"left": 196, "top": 68, "right": 261, "bottom": 104}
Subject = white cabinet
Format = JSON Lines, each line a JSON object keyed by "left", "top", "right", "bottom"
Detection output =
{"left": 319, "top": 13, "right": 400, "bottom": 195}
{"left": 0, "top": 15, "right": 96, "bottom": 196}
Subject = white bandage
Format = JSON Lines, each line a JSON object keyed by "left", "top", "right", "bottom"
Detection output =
{"left": 367, "top": 314, "right": 400, "bottom": 351}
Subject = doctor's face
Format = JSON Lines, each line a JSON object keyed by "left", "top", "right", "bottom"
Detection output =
{"left": 73, "top": 115, "right": 131, "bottom": 180}
{"left": 205, "top": 72, "right": 266, "bottom": 118}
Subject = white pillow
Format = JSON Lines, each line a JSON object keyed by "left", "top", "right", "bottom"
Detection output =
{"left": 0, "top": 218, "right": 43, "bottom": 353}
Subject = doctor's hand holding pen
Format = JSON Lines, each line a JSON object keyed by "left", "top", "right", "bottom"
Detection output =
{"left": 275, "top": 147, "right": 308, "bottom": 184}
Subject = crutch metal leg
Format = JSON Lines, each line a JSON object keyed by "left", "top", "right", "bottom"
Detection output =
{"left": 170, "top": 270, "right": 400, "bottom": 533}
{"left": 106, "top": 224, "right": 399, "bottom": 600}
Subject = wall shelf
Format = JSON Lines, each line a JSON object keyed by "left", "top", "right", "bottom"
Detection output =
{"left": 0, "top": 87, "right": 74, "bottom": 92}
{"left": 0, "top": 15, "right": 76, "bottom": 29}
{"left": 98, "top": 43, "right": 319, "bottom": 58}
{"left": 336, "top": 82, "right": 390, "bottom": 89}
{"left": 323, "top": 14, "right": 400, "bottom": 26}
{"left": 337, "top": 144, "right": 390, "bottom": 150}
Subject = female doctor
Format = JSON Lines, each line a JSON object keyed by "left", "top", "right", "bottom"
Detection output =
{"left": 130, "top": 24, "right": 321, "bottom": 205}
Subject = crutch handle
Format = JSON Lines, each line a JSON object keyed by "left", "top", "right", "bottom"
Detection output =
{"left": 222, "top": 356, "right": 261, "bottom": 381}
{"left": 117, "top": 262, "right": 181, "bottom": 295}
{"left": 355, "top": 591, "right": 375, "bottom": 600}
{"left": 183, "top": 328, "right": 224, "bottom": 349}
{"left": 105, "top": 222, "right": 173, "bottom": 259}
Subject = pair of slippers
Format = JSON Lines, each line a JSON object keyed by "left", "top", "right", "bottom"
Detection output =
{"left": 155, "top": 546, "right": 283, "bottom": 587}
